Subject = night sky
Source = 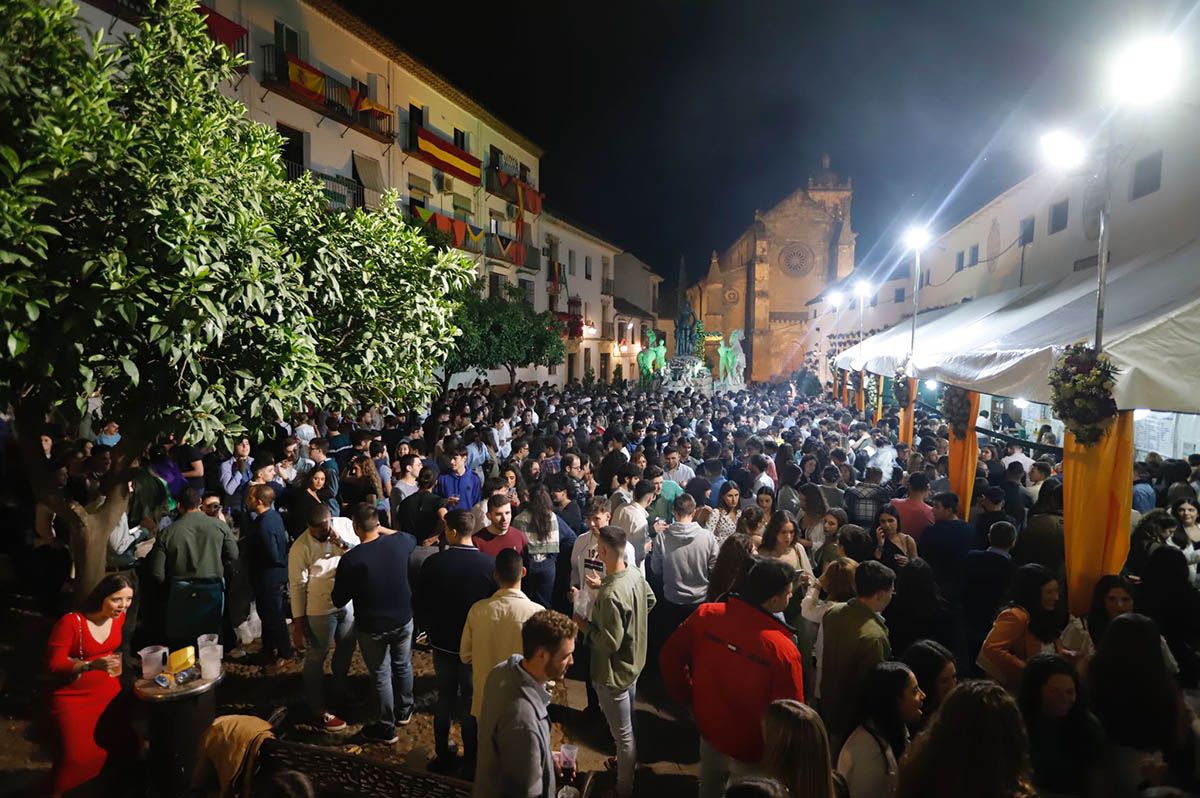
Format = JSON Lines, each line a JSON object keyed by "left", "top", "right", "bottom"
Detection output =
{"left": 343, "top": 0, "right": 1178, "bottom": 289}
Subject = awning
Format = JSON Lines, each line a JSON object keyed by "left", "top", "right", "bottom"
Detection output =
{"left": 407, "top": 174, "right": 432, "bottom": 197}
{"left": 352, "top": 153, "right": 386, "bottom": 192}
{"left": 452, "top": 193, "right": 473, "bottom": 212}
{"left": 199, "top": 5, "right": 247, "bottom": 53}
{"left": 835, "top": 239, "right": 1200, "bottom": 413}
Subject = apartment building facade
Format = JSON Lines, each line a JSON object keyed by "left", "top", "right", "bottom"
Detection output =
{"left": 76, "top": 0, "right": 579, "bottom": 387}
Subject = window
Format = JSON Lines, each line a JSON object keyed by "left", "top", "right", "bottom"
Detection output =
{"left": 1074, "top": 254, "right": 1103, "bottom": 272}
{"left": 488, "top": 273, "right": 503, "bottom": 298}
{"left": 584, "top": 301, "right": 590, "bottom": 321}
{"left": 969, "top": 244, "right": 979, "bottom": 266}
{"left": 585, "top": 256, "right": 592, "bottom": 280}
{"left": 489, "top": 210, "right": 505, "bottom": 235}
{"left": 451, "top": 193, "right": 472, "bottom": 222}
{"left": 955, "top": 251, "right": 964, "bottom": 272}
{"left": 894, "top": 287, "right": 905, "bottom": 303}
{"left": 1019, "top": 216, "right": 1035, "bottom": 246}
{"left": 518, "top": 279, "right": 534, "bottom": 306}
{"left": 276, "top": 123, "right": 304, "bottom": 168}
{"left": 568, "top": 250, "right": 576, "bottom": 276}
{"left": 453, "top": 128, "right": 467, "bottom": 151}
{"left": 1049, "top": 199, "right": 1069, "bottom": 234}
{"left": 1130, "top": 150, "right": 1162, "bottom": 200}
{"left": 519, "top": 163, "right": 530, "bottom": 183}
{"left": 351, "top": 77, "right": 370, "bottom": 100}
{"left": 274, "top": 21, "right": 300, "bottom": 56}
{"left": 870, "top": 293, "right": 878, "bottom": 307}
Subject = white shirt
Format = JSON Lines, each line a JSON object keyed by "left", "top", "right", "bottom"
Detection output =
{"left": 612, "top": 502, "right": 651, "bottom": 567}
{"left": 294, "top": 423, "right": 317, "bottom": 444}
{"left": 569, "top": 531, "right": 636, "bottom": 592}
{"left": 664, "top": 463, "right": 696, "bottom": 485}
{"left": 288, "top": 520, "right": 358, "bottom": 617}
{"left": 1002, "top": 451, "right": 1035, "bottom": 475}
{"left": 838, "top": 725, "right": 899, "bottom": 798}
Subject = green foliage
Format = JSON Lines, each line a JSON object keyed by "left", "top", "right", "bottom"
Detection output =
{"left": 443, "top": 283, "right": 566, "bottom": 384}
{"left": 0, "top": 0, "right": 470, "bottom": 445}
{"left": 582, "top": 366, "right": 595, "bottom": 387}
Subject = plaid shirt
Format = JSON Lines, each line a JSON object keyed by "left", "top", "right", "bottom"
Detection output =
{"left": 844, "top": 483, "right": 893, "bottom": 528}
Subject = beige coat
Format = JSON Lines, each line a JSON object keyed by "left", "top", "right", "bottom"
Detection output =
{"left": 461, "top": 587, "right": 542, "bottom": 717}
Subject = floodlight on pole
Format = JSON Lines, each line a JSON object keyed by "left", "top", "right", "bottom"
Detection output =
{"left": 903, "top": 225, "right": 931, "bottom": 372}
{"left": 828, "top": 291, "right": 844, "bottom": 310}
{"left": 1040, "top": 130, "right": 1087, "bottom": 171}
{"left": 1110, "top": 35, "right": 1183, "bottom": 107}
{"left": 853, "top": 280, "right": 870, "bottom": 346}
{"left": 1013, "top": 398, "right": 1030, "bottom": 410}
{"left": 924, "top": 379, "right": 939, "bottom": 391}
{"left": 854, "top": 280, "right": 871, "bottom": 298}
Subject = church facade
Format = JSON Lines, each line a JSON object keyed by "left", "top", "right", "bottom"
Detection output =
{"left": 689, "top": 155, "right": 856, "bottom": 382}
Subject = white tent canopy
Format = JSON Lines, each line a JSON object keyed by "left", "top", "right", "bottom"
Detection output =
{"left": 835, "top": 239, "right": 1200, "bottom": 414}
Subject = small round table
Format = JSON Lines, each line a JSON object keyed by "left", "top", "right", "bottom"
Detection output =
{"left": 134, "top": 672, "right": 224, "bottom": 796}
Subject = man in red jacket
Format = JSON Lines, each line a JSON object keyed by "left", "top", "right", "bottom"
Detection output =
{"left": 660, "top": 558, "right": 804, "bottom": 798}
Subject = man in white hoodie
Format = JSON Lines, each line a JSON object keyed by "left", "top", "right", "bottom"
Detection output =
{"left": 650, "top": 493, "right": 721, "bottom": 634}
{"left": 611, "top": 480, "right": 662, "bottom": 570}
{"left": 288, "top": 504, "right": 358, "bottom": 732}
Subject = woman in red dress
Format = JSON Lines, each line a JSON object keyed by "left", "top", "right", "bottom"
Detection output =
{"left": 45, "top": 574, "right": 139, "bottom": 796}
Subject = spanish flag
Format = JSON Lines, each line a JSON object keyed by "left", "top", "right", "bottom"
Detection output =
{"left": 286, "top": 54, "right": 325, "bottom": 103}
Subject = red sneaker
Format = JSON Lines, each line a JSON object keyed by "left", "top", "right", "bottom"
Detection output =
{"left": 322, "top": 712, "right": 348, "bottom": 733}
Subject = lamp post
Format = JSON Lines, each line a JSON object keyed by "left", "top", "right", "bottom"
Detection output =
{"left": 1039, "top": 35, "right": 1182, "bottom": 352}
{"left": 902, "top": 226, "right": 932, "bottom": 371}
{"left": 854, "top": 279, "right": 871, "bottom": 345}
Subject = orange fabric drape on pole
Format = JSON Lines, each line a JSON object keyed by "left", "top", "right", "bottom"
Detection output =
{"left": 898, "top": 378, "right": 916, "bottom": 445}
{"left": 841, "top": 370, "right": 849, "bottom": 406}
{"left": 855, "top": 371, "right": 865, "bottom": 413}
{"left": 947, "top": 390, "right": 980, "bottom": 517}
{"left": 873, "top": 375, "right": 884, "bottom": 424}
{"left": 1062, "top": 411, "right": 1134, "bottom": 617}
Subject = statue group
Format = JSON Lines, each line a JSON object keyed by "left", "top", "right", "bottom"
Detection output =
{"left": 634, "top": 300, "right": 743, "bottom": 395}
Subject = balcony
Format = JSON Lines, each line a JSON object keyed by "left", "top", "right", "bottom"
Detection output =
{"left": 404, "top": 126, "right": 482, "bottom": 187}
{"left": 602, "top": 278, "right": 615, "bottom": 295}
{"left": 486, "top": 232, "right": 540, "bottom": 270}
{"left": 407, "top": 202, "right": 485, "bottom": 254}
{"left": 484, "top": 166, "right": 543, "bottom": 216}
{"left": 284, "top": 160, "right": 367, "bottom": 210}
{"left": 261, "top": 45, "right": 394, "bottom": 144}
{"left": 556, "top": 312, "right": 584, "bottom": 339}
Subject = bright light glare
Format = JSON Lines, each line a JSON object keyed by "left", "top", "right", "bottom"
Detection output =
{"left": 1013, "top": 398, "right": 1030, "bottom": 409}
{"left": 1040, "top": 130, "right": 1087, "bottom": 170}
{"left": 828, "top": 291, "right": 845, "bottom": 309}
{"left": 1134, "top": 408, "right": 1151, "bottom": 421}
{"left": 924, "top": 379, "right": 939, "bottom": 391}
{"left": 903, "top": 226, "right": 931, "bottom": 251}
{"left": 1110, "top": 36, "right": 1183, "bottom": 107}
{"left": 854, "top": 279, "right": 872, "bottom": 298}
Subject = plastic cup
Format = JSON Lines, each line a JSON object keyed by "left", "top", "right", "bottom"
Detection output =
{"left": 560, "top": 744, "right": 578, "bottom": 772}
{"left": 197, "top": 633, "right": 219, "bottom": 650}
{"left": 138, "top": 646, "right": 167, "bottom": 681}
{"left": 199, "top": 645, "right": 223, "bottom": 680}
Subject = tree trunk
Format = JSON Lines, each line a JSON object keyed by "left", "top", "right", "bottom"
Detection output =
{"left": 506, "top": 365, "right": 517, "bottom": 387}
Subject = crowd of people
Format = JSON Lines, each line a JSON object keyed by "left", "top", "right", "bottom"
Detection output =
{"left": 12, "top": 375, "right": 1200, "bottom": 797}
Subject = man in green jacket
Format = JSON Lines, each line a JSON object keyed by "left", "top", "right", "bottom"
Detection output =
{"left": 149, "top": 487, "right": 240, "bottom": 648}
{"left": 573, "top": 525, "right": 656, "bottom": 798}
{"left": 819, "top": 559, "right": 895, "bottom": 754}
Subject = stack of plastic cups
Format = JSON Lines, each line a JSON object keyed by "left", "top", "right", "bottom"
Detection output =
{"left": 196, "top": 634, "right": 222, "bottom": 680}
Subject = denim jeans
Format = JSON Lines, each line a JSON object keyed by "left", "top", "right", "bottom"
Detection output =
{"left": 595, "top": 681, "right": 638, "bottom": 797}
{"left": 698, "top": 737, "right": 754, "bottom": 798}
{"left": 356, "top": 620, "right": 414, "bottom": 732}
{"left": 432, "top": 649, "right": 476, "bottom": 763}
{"left": 303, "top": 607, "right": 356, "bottom": 717}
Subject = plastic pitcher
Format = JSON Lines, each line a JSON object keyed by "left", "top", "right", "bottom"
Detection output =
{"left": 197, "top": 633, "right": 219, "bottom": 650}
{"left": 139, "top": 645, "right": 167, "bottom": 681}
{"left": 199, "top": 645, "right": 223, "bottom": 680}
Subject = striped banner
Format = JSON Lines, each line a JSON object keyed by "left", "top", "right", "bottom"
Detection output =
{"left": 286, "top": 54, "right": 325, "bottom": 103}
{"left": 413, "top": 127, "right": 481, "bottom": 185}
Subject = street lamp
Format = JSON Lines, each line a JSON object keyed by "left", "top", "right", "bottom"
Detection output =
{"left": 903, "top": 225, "right": 931, "bottom": 373}
{"left": 1109, "top": 35, "right": 1183, "bottom": 107}
{"left": 1040, "top": 36, "right": 1182, "bottom": 352}
{"left": 854, "top": 279, "right": 871, "bottom": 347}
{"left": 828, "top": 291, "right": 844, "bottom": 310}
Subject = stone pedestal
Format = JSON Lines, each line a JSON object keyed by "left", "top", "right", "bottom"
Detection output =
{"left": 658, "top": 356, "right": 713, "bottom": 397}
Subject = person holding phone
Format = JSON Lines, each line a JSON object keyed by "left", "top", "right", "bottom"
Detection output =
{"left": 45, "top": 574, "right": 139, "bottom": 796}
{"left": 874, "top": 506, "right": 917, "bottom": 572}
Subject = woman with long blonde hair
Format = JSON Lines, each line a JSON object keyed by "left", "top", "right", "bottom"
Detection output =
{"left": 760, "top": 699, "right": 844, "bottom": 798}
